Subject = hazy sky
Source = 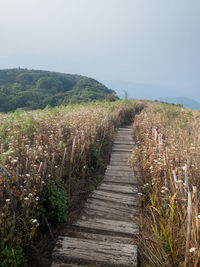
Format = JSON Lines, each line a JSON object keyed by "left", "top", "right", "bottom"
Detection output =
{"left": 0, "top": 0, "right": 200, "bottom": 99}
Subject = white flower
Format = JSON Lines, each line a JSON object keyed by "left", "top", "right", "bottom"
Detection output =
{"left": 26, "top": 174, "right": 30, "bottom": 177}
{"left": 24, "top": 197, "right": 29, "bottom": 201}
{"left": 28, "top": 193, "right": 33, "bottom": 197}
{"left": 31, "top": 219, "right": 38, "bottom": 224}
{"left": 6, "top": 199, "right": 10, "bottom": 202}
{"left": 137, "top": 193, "right": 143, "bottom": 196}
{"left": 35, "top": 197, "right": 39, "bottom": 201}
{"left": 41, "top": 181, "right": 45, "bottom": 184}
{"left": 161, "top": 190, "right": 165, "bottom": 194}
{"left": 197, "top": 214, "right": 200, "bottom": 219}
{"left": 176, "top": 180, "right": 183, "bottom": 183}
{"left": 189, "top": 247, "right": 196, "bottom": 253}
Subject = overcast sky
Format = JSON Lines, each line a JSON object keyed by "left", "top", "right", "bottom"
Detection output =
{"left": 0, "top": 0, "right": 200, "bottom": 99}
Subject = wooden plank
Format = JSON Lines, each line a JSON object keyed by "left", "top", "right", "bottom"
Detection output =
{"left": 109, "top": 161, "right": 131, "bottom": 166}
{"left": 104, "top": 175, "right": 137, "bottom": 184}
{"left": 112, "top": 148, "right": 133, "bottom": 152}
{"left": 105, "top": 170, "right": 134, "bottom": 178}
{"left": 113, "top": 141, "right": 134, "bottom": 145}
{"left": 118, "top": 127, "right": 132, "bottom": 130}
{"left": 90, "top": 190, "right": 138, "bottom": 206}
{"left": 98, "top": 183, "right": 138, "bottom": 194}
{"left": 52, "top": 263, "right": 84, "bottom": 267}
{"left": 107, "top": 165, "right": 133, "bottom": 172}
{"left": 113, "top": 145, "right": 133, "bottom": 150}
{"left": 74, "top": 217, "right": 139, "bottom": 235}
{"left": 64, "top": 230, "right": 133, "bottom": 244}
{"left": 53, "top": 236, "right": 137, "bottom": 266}
{"left": 84, "top": 198, "right": 139, "bottom": 220}
{"left": 110, "top": 156, "right": 131, "bottom": 161}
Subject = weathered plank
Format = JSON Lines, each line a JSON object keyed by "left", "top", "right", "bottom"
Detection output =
{"left": 105, "top": 170, "right": 134, "bottom": 178}
{"left": 104, "top": 175, "right": 137, "bottom": 184}
{"left": 98, "top": 183, "right": 137, "bottom": 194}
{"left": 53, "top": 236, "right": 137, "bottom": 266}
{"left": 113, "top": 144, "right": 133, "bottom": 149}
{"left": 90, "top": 190, "right": 138, "bottom": 206}
{"left": 109, "top": 161, "right": 131, "bottom": 166}
{"left": 84, "top": 198, "right": 139, "bottom": 220}
{"left": 74, "top": 217, "right": 139, "bottom": 235}
{"left": 107, "top": 165, "right": 133, "bottom": 172}
{"left": 112, "top": 148, "right": 133, "bottom": 152}
{"left": 52, "top": 263, "right": 85, "bottom": 267}
{"left": 113, "top": 140, "right": 134, "bottom": 145}
{"left": 64, "top": 230, "right": 133, "bottom": 244}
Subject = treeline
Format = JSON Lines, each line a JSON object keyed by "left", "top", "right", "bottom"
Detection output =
{"left": 0, "top": 68, "right": 117, "bottom": 112}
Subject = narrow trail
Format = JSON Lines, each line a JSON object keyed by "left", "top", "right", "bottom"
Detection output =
{"left": 52, "top": 125, "right": 139, "bottom": 267}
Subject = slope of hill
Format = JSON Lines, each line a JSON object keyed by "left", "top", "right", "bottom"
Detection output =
{"left": 0, "top": 69, "right": 116, "bottom": 112}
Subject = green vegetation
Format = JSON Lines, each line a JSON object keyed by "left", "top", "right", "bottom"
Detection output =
{"left": 0, "top": 68, "right": 117, "bottom": 112}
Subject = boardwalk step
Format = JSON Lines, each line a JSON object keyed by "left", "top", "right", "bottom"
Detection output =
{"left": 107, "top": 165, "right": 133, "bottom": 172}
{"left": 105, "top": 170, "right": 134, "bottom": 178}
{"left": 64, "top": 231, "right": 133, "bottom": 244}
{"left": 84, "top": 198, "right": 139, "bottom": 221}
{"left": 98, "top": 183, "right": 138, "bottom": 194}
{"left": 104, "top": 175, "right": 137, "bottom": 184}
{"left": 52, "top": 263, "right": 84, "bottom": 267}
{"left": 73, "top": 217, "right": 138, "bottom": 236}
{"left": 90, "top": 190, "right": 138, "bottom": 206}
{"left": 53, "top": 236, "right": 137, "bottom": 266}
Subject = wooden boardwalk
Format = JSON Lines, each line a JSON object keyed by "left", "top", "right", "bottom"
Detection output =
{"left": 52, "top": 126, "right": 139, "bottom": 267}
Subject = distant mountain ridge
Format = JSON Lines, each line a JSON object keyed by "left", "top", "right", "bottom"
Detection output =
{"left": 0, "top": 69, "right": 116, "bottom": 112}
{"left": 103, "top": 80, "right": 200, "bottom": 110}
{"left": 157, "top": 97, "right": 200, "bottom": 110}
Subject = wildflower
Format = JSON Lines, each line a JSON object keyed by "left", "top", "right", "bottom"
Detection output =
{"left": 41, "top": 181, "right": 45, "bottom": 184}
{"left": 26, "top": 174, "right": 30, "bottom": 177}
{"left": 28, "top": 193, "right": 33, "bottom": 197}
{"left": 35, "top": 197, "right": 39, "bottom": 201}
{"left": 24, "top": 197, "right": 29, "bottom": 201}
{"left": 137, "top": 193, "right": 143, "bottom": 196}
{"left": 189, "top": 247, "right": 196, "bottom": 253}
{"left": 6, "top": 199, "right": 10, "bottom": 202}
{"left": 161, "top": 190, "right": 165, "bottom": 194}
{"left": 198, "top": 214, "right": 200, "bottom": 219}
{"left": 31, "top": 219, "right": 38, "bottom": 224}
{"left": 176, "top": 180, "right": 183, "bottom": 183}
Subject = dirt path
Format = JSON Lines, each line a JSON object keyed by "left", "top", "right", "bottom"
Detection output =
{"left": 52, "top": 126, "right": 139, "bottom": 267}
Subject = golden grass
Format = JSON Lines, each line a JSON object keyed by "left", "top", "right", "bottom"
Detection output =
{"left": 132, "top": 102, "right": 200, "bottom": 266}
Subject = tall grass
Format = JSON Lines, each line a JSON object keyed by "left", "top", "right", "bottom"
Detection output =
{"left": 132, "top": 102, "right": 200, "bottom": 266}
{"left": 0, "top": 100, "right": 143, "bottom": 266}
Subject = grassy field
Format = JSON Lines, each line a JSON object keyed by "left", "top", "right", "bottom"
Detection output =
{"left": 0, "top": 100, "right": 143, "bottom": 266}
{"left": 132, "top": 101, "right": 200, "bottom": 266}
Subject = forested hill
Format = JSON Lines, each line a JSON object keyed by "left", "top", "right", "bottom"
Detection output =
{"left": 0, "top": 69, "right": 116, "bottom": 112}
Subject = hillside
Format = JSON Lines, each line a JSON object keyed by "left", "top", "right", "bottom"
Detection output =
{"left": 0, "top": 69, "right": 116, "bottom": 112}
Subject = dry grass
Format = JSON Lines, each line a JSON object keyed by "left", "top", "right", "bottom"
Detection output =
{"left": 132, "top": 101, "right": 200, "bottom": 266}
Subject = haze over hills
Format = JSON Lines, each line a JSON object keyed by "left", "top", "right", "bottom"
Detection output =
{"left": 103, "top": 80, "right": 200, "bottom": 110}
{"left": 0, "top": 69, "right": 116, "bottom": 112}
